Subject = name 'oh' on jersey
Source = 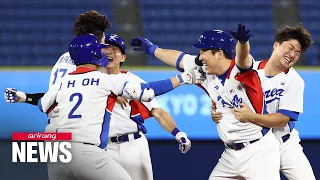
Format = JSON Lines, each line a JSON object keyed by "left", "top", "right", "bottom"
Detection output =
{"left": 37, "top": 67, "right": 157, "bottom": 148}
{"left": 46, "top": 51, "right": 161, "bottom": 137}
{"left": 182, "top": 54, "right": 268, "bottom": 144}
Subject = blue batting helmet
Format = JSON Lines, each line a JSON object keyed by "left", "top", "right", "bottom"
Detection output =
{"left": 193, "top": 30, "right": 235, "bottom": 59}
{"left": 105, "top": 34, "right": 126, "bottom": 54}
{"left": 69, "top": 34, "right": 109, "bottom": 67}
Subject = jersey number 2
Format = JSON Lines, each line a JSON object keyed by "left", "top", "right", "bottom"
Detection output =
{"left": 68, "top": 93, "right": 83, "bottom": 119}
{"left": 52, "top": 68, "right": 67, "bottom": 85}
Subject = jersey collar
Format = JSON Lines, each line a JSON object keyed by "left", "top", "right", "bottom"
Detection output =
{"left": 259, "top": 60, "right": 289, "bottom": 74}
{"left": 70, "top": 67, "right": 97, "bottom": 74}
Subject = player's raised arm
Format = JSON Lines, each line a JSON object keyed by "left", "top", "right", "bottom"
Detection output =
{"left": 228, "top": 23, "right": 254, "bottom": 69}
{"left": 130, "top": 36, "right": 188, "bottom": 71}
{"left": 111, "top": 69, "right": 205, "bottom": 102}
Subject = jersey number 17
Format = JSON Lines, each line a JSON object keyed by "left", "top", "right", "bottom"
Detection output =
{"left": 52, "top": 68, "right": 67, "bottom": 85}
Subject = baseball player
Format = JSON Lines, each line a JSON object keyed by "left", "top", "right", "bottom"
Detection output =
{"left": 130, "top": 25, "right": 281, "bottom": 179}
{"left": 24, "top": 34, "right": 200, "bottom": 180}
{"left": 229, "top": 25, "right": 316, "bottom": 180}
{"left": 4, "top": 34, "right": 192, "bottom": 180}
{"left": 3, "top": 10, "right": 193, "bottom": 180}
{"left": 101, "top": 34, "right": 192, "bottom": 180}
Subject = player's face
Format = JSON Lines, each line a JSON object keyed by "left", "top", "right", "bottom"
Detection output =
{"left": 273, "top": 39, "right": 301, "bottom": 69}
{"left": 102, "top": 44, "right": 126, "bottom": 69}
{"left": 199, "top": 49, "right": 222, "bottom": 75}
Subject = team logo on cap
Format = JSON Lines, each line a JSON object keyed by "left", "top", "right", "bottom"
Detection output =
{"left": 109, "top": 34, "right": 118, "bottom": 41}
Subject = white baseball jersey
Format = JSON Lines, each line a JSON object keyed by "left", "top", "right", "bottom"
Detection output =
{"left": 46, "top": 52, "right": 76, "bottom": 126}
{"left": 183, "top": 54, "right": 269, "bottom": 143}
{"left": 49, "top": 52, "right": 76, "bottom": 89}
{"left": 108, "top": 70, "right": 160, "bottom": 137}
{"left": 252, "top": 60, "right": 315, "bottom": 180}
{"left": 253, "top": 60, "right": 304, "bottom": 139}
{"left": 39, "top": 67, "right": 130, "bottom": 149}
{"left": 46, "top": 52, "right": 160, "bottom": 137}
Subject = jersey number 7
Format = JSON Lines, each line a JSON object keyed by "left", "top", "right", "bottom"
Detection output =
{"left": 68, "top": 93, "right": 83, "bottom": 119}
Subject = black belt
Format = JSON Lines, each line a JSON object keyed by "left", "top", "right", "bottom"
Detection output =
{"left": 281, "top": 134, "right": 290, "bottom": 143}
{"left": 225, "top": 138, "right": 260, "bottom": 151}
{"left": 110, "top": 132, "right": 141, "bottom": 144}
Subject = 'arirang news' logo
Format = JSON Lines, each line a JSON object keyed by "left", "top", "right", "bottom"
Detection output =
{"left": 12, "top": 132, "right": 72, "bottom": 163}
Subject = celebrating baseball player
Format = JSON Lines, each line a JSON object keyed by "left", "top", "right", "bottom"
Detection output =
{"left": 130, "top": 24, "right": 281, "bottom": 179}
{"left": 4, "top": 10, "right": 194, "bottom": 180}
{"left": 97, "top": 34, "right": 192, "bottom": 180}
{"left": 7, "top": 33, "right": 201, "bottom": 180}
{"left": 230, "top": 24, "right": 315, "bottom": 180}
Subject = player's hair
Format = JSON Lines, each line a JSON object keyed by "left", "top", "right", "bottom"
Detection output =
{"left": 274, "top": 25, "right": 313, "bottom": 52}
{"left": 73, "top": 10, "right": 111, "bottom": 43}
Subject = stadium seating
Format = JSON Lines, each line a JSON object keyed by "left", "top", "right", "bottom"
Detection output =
{"left": 0, "top": 0, "right": 115, "bottom": 66}
{"left": 140, "top": 0, "right": 275, "bottom": 66}
{"left": 299, "top": 0, "right": 320, "bottom": 65}
{"left": 1, "top": 0, "right": 318, "bottom": 66}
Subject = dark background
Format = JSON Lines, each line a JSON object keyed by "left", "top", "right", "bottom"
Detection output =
{"left": 1, "top": 0, "right": 319, "bottom": 67}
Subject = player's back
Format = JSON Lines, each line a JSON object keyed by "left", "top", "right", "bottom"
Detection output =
{"left": 46, "top": 52, "right": 76, "bottom": 132}
{"left": 55, "top": 68, "right": 121, "bottom": 148}
{"left": 49, "top": 52, "right": 76, "bottom": 88}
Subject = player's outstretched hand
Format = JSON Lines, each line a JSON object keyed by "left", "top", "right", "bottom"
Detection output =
{"left": 130, "top": 36, "right": 158, "bottom": 56}
{"left": 228, "top": 23, "right": 253, "bottom": 44}
{"left": 175, "top": 132, "right": 191, "bottom": 153}
{"left": 176, "top": 69, "right": 206, "bottom": 85}
{"left": 4, "top": 88, "right": 26, "bottom": 103}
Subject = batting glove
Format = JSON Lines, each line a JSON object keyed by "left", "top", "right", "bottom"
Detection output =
{"left": 228, "top": 23, "right": 253, "bottom": 44}
{"left": 176, "top": 69, "right": 206, "bottom": 85}
{"left": 175, "top": 132, "right": 191, "bottom": 153}
{"left": 4, "top": 88, "right": 27, "bottom": 103}
{"left": 130, "top": 36, "right": 158, "bottom": 56}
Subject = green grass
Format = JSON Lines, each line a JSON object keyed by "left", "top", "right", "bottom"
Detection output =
{"left": 0, "top": 66, "right": 320, "bottom": 71}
